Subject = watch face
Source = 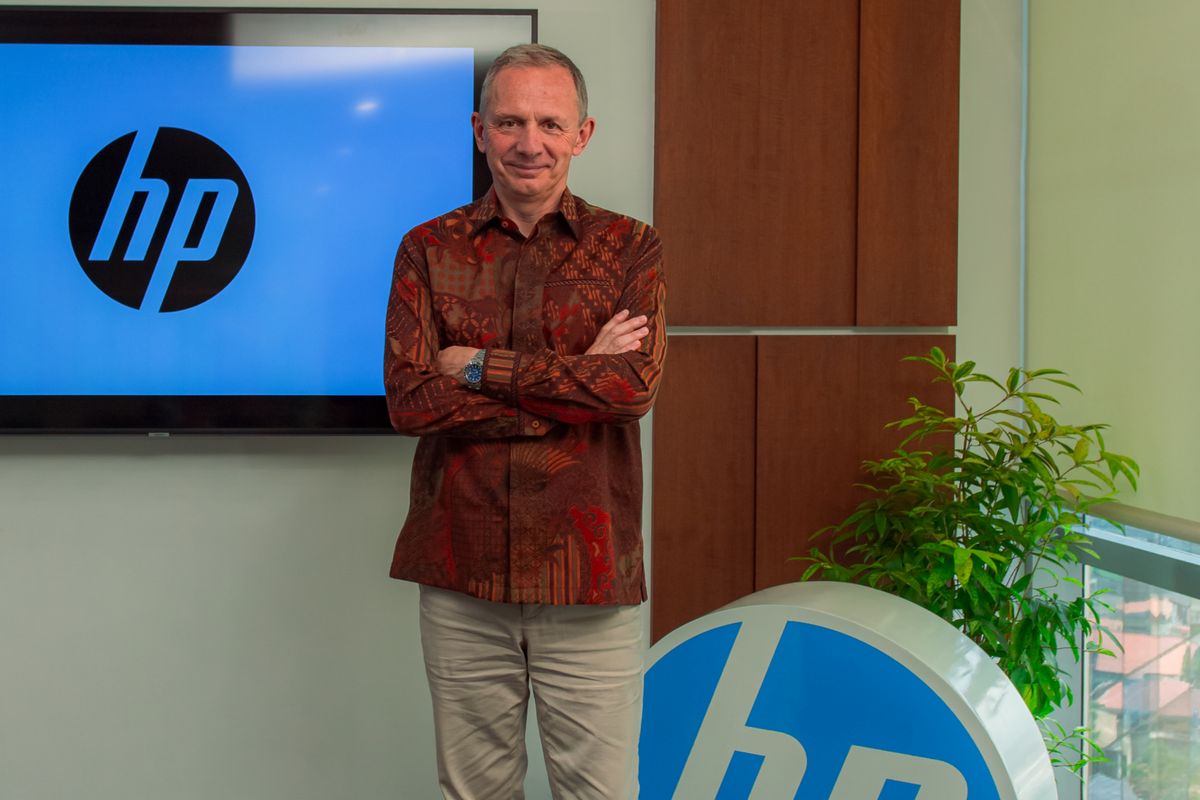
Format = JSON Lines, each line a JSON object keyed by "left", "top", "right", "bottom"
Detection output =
{"left": 464, "top": 363, "right": 483, "bottom": 384}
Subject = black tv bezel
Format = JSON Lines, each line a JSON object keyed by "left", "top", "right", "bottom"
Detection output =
{"left": 0, "top": 5, "right": 536, "bottom": 434}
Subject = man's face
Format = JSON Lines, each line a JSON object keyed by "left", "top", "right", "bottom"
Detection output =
{"left": 472, "top": 65, "right": 595, "bottom": 209}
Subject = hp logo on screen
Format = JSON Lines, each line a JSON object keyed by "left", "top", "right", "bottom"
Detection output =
{"left": 68, "top": 127, "right": 255, "bottom": 312}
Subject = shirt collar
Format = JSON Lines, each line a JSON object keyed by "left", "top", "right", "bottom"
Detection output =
{"left": 469, "top": 187, "right": 583, "bottom": 240}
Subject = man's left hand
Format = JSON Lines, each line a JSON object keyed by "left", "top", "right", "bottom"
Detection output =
{"left": 435, "top": 346, "right": 481, "bottom": 383}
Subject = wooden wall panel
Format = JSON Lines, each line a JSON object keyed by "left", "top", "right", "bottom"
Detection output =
{"left": 856, "top": 0, "right": 960, "bottom": 326}
{"left": 754, "top": 335, "right": 955, "bottom": 589}
{"left": 651, "top": 336, "right": 757, "bottom": 642}
{"left": 655, "top": 0, "right": 859, "bottom": 327}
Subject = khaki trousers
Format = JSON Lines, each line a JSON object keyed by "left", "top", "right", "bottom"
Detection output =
{"left": 418, "top": 585, "right": 644, "bottom": 800}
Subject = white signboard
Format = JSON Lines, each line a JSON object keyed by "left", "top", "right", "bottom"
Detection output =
{"left": 639, "top": 582, "right": 1057, "bottom": 799}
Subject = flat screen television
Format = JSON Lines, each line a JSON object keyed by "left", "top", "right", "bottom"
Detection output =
{"left": 0, "top": 6, "right": 535, "bottom": 432}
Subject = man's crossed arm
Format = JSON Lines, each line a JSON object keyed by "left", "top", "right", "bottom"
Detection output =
{"left": 433, "top": 309, "right": 649, "bottom": 379}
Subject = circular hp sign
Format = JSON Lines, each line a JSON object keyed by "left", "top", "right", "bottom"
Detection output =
{"left": 68, "top": 127, "right": 255, "bottom": 312}
{"left": 639, "top": 582, "right": 1057, "bottom": 800}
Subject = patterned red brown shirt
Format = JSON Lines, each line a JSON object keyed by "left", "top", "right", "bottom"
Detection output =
{"left": 384, "top": 188, "right": 666, "bottom": 605}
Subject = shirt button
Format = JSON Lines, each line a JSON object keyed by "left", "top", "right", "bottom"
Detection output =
{"left": 531, "top": 420, "right": 540, "bottom": 429}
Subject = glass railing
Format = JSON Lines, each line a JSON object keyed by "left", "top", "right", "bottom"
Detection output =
{"left": 1083, "top": 519, "right": 1200, "bottom": 800}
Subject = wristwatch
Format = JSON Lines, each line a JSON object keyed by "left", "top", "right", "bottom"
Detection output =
{"left": 462, "top": 349, "right": 486, "bottom": 390}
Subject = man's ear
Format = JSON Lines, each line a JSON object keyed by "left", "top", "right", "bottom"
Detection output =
{"left": 471, "top": 112, "right": 487, "bottom": 153}
{"left": 572, "top": 117, "right": 596, "bottom": 156}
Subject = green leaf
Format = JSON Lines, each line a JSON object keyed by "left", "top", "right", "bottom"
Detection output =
{"left": 953, "top": 546, "right": 973, "bottom": 585}
{"left": 1023, "top": 391, "right": 1062, "bottom": 405}
{"left": 1046, "top": 377, "right": 1081, "bottom": 392}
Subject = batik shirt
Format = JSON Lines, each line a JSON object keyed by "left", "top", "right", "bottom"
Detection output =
{"left": 384, "top": 188, "right": 666, "bottom": 605}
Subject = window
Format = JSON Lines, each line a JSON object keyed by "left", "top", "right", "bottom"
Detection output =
{"left": 1083, "top": 519, "right": 1200, "bottom": 800}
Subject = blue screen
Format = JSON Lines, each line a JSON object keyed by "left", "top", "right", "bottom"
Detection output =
{"left": 0, "top": 43, "right": 473, "bottom": 395}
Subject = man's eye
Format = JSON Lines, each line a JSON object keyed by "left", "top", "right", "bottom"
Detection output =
{"left": 497, "top": 120, "right": 518, "bottom": 129}
{"left": 542, "top": 122, "right": 563, "bottom": 131}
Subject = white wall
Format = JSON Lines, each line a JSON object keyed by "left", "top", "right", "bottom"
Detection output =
{"left": 0, "top": 2, "right": 655, "bottom": 799}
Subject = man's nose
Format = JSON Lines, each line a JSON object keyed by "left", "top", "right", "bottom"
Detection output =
{"left": 515, "top": 123, "right": 542, "bottom": 154}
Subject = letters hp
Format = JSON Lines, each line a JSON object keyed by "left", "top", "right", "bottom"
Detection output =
{"left": 674, "top": 620, "right": 968, "bottom": 799}
{"left": 69, "top": 127, "right": 255, "bottom": 312}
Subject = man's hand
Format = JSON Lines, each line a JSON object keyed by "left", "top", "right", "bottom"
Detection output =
{"left": 586, "top": 310, "right": 649, "bottom": 355}
{"left": 435, "top": 346, "right": 481, "bottom": 383}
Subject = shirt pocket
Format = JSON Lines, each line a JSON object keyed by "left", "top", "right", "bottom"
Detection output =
{"left": 542, "top": 278, "right": 619, "bottom": 355}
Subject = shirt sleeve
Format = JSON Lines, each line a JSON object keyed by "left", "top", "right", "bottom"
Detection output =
{"left": 477, "top": 225, "right": 667, "bottom": 425}
{"left": 383, "top": 235, "right": 555, "bottom": 438}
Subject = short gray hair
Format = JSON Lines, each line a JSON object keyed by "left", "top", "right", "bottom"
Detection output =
{"left": 479, "top": 43, "right": 589, "bottom": 125}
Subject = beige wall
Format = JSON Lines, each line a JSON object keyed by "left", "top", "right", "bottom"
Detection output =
{"left": 958, "top": 0, "right": 1024, "bottom": 381}
{"left": 1028, "top": 0, "right": 1200, "bottom": 521}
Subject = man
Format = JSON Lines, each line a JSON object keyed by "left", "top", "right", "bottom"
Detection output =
{"left": 383, "top": 44, "right": 666, "bottom": 799}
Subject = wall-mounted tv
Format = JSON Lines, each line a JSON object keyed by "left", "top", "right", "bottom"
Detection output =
{"left": 0, "top": 6, "right": 535, "bottom": 432}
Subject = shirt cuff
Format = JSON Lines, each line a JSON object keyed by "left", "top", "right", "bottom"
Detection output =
{"left": 480, "top": 349, "right": 551, "bottom": 437}
{"left": 479, "top": 348, "right": 521, "bottom": 406}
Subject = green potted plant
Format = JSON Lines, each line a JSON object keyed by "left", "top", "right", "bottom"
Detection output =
{"left": 798, "top": 347, "right": 1139, "bottom": 773}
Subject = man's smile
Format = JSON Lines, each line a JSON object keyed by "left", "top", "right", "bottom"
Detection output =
{"left": 506, "top": 162, "right": 549, "bottom": 176}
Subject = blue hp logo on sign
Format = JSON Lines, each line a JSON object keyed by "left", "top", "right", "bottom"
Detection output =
{"left": 639, "top": 583, "right": 1056, "bottom": 800}
{"left": 68, "top": 127, "right": 255, "bottom": 312}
